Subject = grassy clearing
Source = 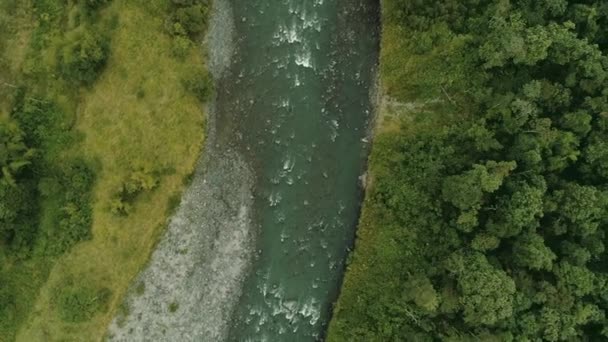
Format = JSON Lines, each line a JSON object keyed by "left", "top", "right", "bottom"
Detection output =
{"left": 14, "top": 1, "right": 206, "bottom": 340}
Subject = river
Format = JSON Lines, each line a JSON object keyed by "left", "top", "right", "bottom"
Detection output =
{"left": 223, "top": 0, "right": 379, "bottom": 340}
{"left": 107, "top": 0, "right": 379, "bottom": 340}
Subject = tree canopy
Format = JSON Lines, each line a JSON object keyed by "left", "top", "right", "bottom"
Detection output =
{"left": 329, "top": 1, "right": 608, "bottom": 341}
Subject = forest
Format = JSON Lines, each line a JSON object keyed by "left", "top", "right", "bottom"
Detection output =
{"left": 329, "top": 0, "right": 608, "bottom": 341}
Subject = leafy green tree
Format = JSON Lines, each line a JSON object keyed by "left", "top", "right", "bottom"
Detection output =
{"left": 454, "top": 253, "right": 516, "bottom": 326}
{"left": 0, "top": 182, "right": 30, "bottom": 243}
{"left": 547, "top": 183, "right": 607, "bottom": 237}
{"left": 554, "top": 262, "right": 595, "bottom": 298}
{"left": 471, "top": 233, "right": 500, "bottom": 251}
{"left": 512, "top": 232, "right": 556, "bottom": 271}
{"left": 59, "top": 27, "right": 109, "bottom": 84}
{"left": 442, "top": 161, "right": 516, "bottom": 232}
{"left": 442, "top": 161, "right": 516, "bottom": 210}
{"left": 560, "top": 241, "right": 591, "bottom": 266}
{"left": 479, "top": 14, "right": 552, "bottom": 68}
{"left": 404, "top": 275, "right": 439, "bottom": 313}
{"left": 487, "top": 181, "right": 545, "bottom": 238}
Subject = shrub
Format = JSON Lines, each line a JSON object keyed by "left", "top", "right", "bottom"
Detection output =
{"left": 44, "top": 158, "right": 96, "bottom": 256}
{"left": 172, "top": 34, "right": 192, "bottom": 59}
{"left": 110, "top": 167, "right": 159, "bottom": 216}
{"left": 0, "top": 277, "right": 16, "bottom": 331}
{"left": 57, "top": 284, "right": 112, "bottom": 323}
{"left": 182, "top": 67, "right": 212, "bottom": 101}
{"left": 0, "top": 118, "right": 34, "bottom": 187}
{"left": 59, "top": 27, "right": 110, "bottom": 85}
{"left": 172, "top": 4, "right": 208, "bottom": 36}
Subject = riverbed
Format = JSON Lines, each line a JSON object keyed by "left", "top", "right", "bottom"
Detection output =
{"left": 107, "top": 0, "right": 379, "bottom": 340}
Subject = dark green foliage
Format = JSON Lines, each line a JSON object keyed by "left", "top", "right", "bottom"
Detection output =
{"left": 166, "top": 0, "right": 209, "bottom": 59}
{"left": 42, "top": 159, "right": 96, "bottom": 256}
{"left": 453, "top": 252, "right": 516, "bottom": 326}
{"left": 18, "top": 0, "right": 114, "bottom": 87}
{"left": 168, "top": 301, "right": 179, "bottom": 313}
{"left": 59, "top": 27, "right": 110, "bottom": 85}
{"left": 0, "top": 275, "right": 16, "bottom": 332}
{"left": 182, "top": 66, "right": 212, "bottom": 101}
{"left": 110, "top": 167, "right": 159, "bottom": 216}
{"left": 0, "top": 115, "right": 39, "bottom": 251}
{"left": 0, "top": 98, "right": 96, "bottom": 255}
{"left": 329, "top": 1, "right": 608, "bottom": 341}
{"left": 0, "top": 119, "right": 37, "bottom": 248}
{"left": 12, "top": 98, "right": 72, "bottom": 158}
{"left": 82, "top": 0, "right": 110, "bottom": 10}
{"left": 0, "top": 97, "right": 96, "bottom": 338}
{"left": 172, "top": 4, "right": 207, "bottom": 36}
{"left": 0, "top": 119, "right": 34, "bottom": 187}
{"left": 56, "top": 282, "right": 112, "bottom": 323}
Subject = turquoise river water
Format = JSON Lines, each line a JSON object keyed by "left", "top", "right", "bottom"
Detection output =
{"left": 218, "top": 0, "right": 380, "bottom": 340}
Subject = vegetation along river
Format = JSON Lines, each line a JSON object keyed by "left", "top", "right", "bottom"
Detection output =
{"left": 108, "top": 0, "right": 379, "bottom": 341}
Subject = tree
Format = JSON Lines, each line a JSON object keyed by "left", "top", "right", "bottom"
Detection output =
{"left": 547, "top": 183, "right": 607, "bottom": 237}
{"left": 327, "top": 1, "right": 608, "bottom": 340}
{"left": 554, "top": 262, "right": 595, "bottom": 298}
{"left": 442, "top": 161, "right": 516, "bottom": 211}
{"left": 453, "top": 253, "right": 516, "bottom": 326}
{"left": 512, "top": 232, "right": 556, "bottom": 271}
{"left": 59, "top": 27, "right": 109, "bottom": 84}
{"left": 442, "top": 161, "right": 516, "bottom": 232}
{"left": 404, "top": 275, "right": 439, "bottom": 313}
{"left": 487, "top": 181, "right": 545, "bottom": 238}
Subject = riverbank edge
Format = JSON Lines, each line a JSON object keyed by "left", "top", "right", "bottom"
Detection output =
{"left": 325, "top": 0, "right": 391, "bottom": 338}
{"left": 321, "top": 0, "right": 384, "bottom": 340}
{"left": 105, "top": 0, "right": 260, "bottom": 340}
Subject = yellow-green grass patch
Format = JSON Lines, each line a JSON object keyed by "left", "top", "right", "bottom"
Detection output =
{"left": 16, "top": 1, "right": 206, "bottom": 340}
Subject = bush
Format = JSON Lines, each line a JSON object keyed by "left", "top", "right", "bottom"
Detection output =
{"left": 0, "top": 118, "right": 34, "bottom": 187}
{"left": 172, "top": 4, "right": 208, "bottom": 36}
{"left": 6, "top": 98, "right": 96, "bottom": 256}
{"left": 59, "top": 27, "right": 110, "bottom": 85}
{"left": 110, "top": 168, "right": 159, "bottom": 216}
{"left": 182, "top": 67, "right": 212, "bottom": 101}
{"left": 171, "top": 34, "right": 192, "bottom": 59}
{"left": 11, "top": 99, "right": 74, "bottom": 165}
{"left": 56, "top": 283, "right": 112, "bottom": 323}
{"left": 0, "top": 276, "right": 16, "bottom": 331}
{"left": 43, "top": 159, "right": 96, "bottom": 256}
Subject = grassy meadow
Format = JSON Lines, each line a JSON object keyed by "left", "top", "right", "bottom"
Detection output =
{"left": 0, "top": 0, "right": 209, "bottom": 340}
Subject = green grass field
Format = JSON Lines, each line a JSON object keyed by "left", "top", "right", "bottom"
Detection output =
{"left": 1, "top": 1, "right": 207, "bottom": 340}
